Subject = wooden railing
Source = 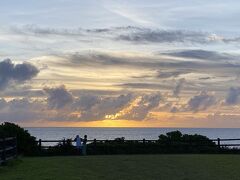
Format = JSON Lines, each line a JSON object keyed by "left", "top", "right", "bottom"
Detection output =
{"left": 0, "top": 137, "right": 17, "bottom": 165}
{"left": 36, "top": 138, "right": 240, "bottom": 149}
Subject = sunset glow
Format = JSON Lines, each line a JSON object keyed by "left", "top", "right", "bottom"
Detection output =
{"left": 1, "top": 1, "right": 240, "bottom": 127}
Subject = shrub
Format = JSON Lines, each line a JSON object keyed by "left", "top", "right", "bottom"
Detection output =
{"left": 0, "top": 122, "right": 38, "bottom": 155}
{"left": 157, "top": 131, "right": 217, "bottom": 153}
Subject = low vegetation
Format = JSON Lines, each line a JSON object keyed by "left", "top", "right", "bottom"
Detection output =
{"left": 0, "top": 122, "right": 237, "bottom": 156}
{"left": 41, "top": 130, "right": 218, "bottom": 155}
{"left": 0, "top": 122, "right": 38, "bottom": 155}
{"left": 1, "top": 155, "right": 240, "bottom": 180}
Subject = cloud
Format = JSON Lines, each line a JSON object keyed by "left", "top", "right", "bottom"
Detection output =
{"left": 223, "top": 37, "right": 240, "bottom": 43}
{"left": 164, "top": 49, "right": 233, "bottom": 61}
{"left": 0, "top": 88, "right": 161, "bottom": 122}
{"left": 68, "top": 52, "right": 129, "bottom": 67}
{"left": 38, "top": 87, "right": 133, "bottom": 122}
{"left": 12, "top": 25, "right": 240, "bottom": 45}
{"left": 79, "top": 93, "right": 133, "bottom": 121}
{"left": 8, "top": 98, "right": 32, "bottom": 110}
{"left": 187, "top": 91, "right": 216, "bottom": 112}
{"left": 118, "top": 83, "right": 163, "bottom": 90}
{"left": 0, "top": 88, "right": 44, "bottom": 98}
{"left": 173, "top": 78, "right": 185, "bottom": 97}
{"left": 11, "top": 25, "right": 86, "bottom": 37}
{"left": 0, "top": 59, "right": 39, "bottom": 90}
{"left": 131, "top": 70, "right": 190, "bottom": 79}
{"left": 44, "top": 85, "right": 74, "bottom": 109}
{"left": 10, "top": 25, "right": 141, "bottom": 37}
{"left": 199, "top": 77, "right": 212, "bottom": 80}
{"left": 170, "top": 106, "right": 179, "bottom": 113}
{"left": 49, "top": 51, "right": 240, "bottom": 73}
{"left": 117, "top": 29, "right": 216, "bottom": 44}
{"left": 0, "top": 99, "right": 7, "bottom": 109}
{"left": 118, "top": 81, "right": 203, "bottom": 92}
{"left": 73, "top": 94, "right": 99, "bottom": 111}
{"left": 225, "top": 87, "right": 240, "bottom": 105}
{"left": 115, "top": 28, "right": 240, "bottom": 44}
{"left": 32, "top": 50, "right": 240, "bottom": 95}
{"left": 157, "top": 70, "right": 190, "bottom": 79}
{"left": 109, "top": 93, "right": 162, "bottom": 120}
{"left": 0, "top": 98, "right": 45, "bottom": 122}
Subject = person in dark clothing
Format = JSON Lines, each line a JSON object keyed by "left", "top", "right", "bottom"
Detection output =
{"left": 82, "top": 135, "right": 87, "bottom": 155}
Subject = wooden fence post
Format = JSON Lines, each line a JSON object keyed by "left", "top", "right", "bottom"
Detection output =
{"left": 93, "top": 139, "right": 97, "bottom": 154}
{"left": 1, "top": 138, "right": 6, "bottom": 165}
{"left": 217, "top": 138, "right": 221, "bottom": 150}
{"left": 38, "top": 139, "right": 42, "bottom": 152}
{"left": 189, "top": 139, "right": 192, "bottom": 149}
{"left": 93, "top": 139, "right": 97, "bottom": 147}
{"left": 14, "top": 137, "right": 17, "bottom": 157}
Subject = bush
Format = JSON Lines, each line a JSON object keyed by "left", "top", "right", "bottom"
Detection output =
{"left": 158, "top": 130, "right": 215, "bottom": 145}
{"left": 85, "top": 131, "right": 218, "bottom": 155}
{"left": 157, "top": 131, "right": 217, "bottom": 153}
{"left": 0, "top": 122, "right": 38, "bottom": 155}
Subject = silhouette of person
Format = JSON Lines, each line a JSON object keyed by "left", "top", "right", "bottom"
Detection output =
{"left": 82, "top": 135, "right": 87, "bottom": 155}
{"left": 74, "top": 135, "right": 82, "bottom": 154}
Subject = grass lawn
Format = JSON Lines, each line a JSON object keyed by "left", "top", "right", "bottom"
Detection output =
{"left": 1, "top": 154, "right": 240, "bottom": 180}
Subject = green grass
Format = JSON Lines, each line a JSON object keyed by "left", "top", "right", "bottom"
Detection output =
{"left": 1, "top": 155, "right": 240, "bottom": 180}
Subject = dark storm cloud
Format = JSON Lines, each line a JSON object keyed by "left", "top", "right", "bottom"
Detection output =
{"left": 0, "top": 59, "right": 39, "bottom": 90}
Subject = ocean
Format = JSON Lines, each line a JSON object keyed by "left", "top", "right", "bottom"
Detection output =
{"left": 26, "top": 127, "right": 240, "bottom": 146}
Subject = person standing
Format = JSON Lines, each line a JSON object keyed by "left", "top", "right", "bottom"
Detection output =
{"left": 82, "top": 135, "right": 87, "bottom": 155}
{"left": 74, "top": 135, "right": 82, "bottom": 154}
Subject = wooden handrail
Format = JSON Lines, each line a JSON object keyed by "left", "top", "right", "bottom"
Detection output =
{"left": 0, "top": 137, "right": 17, "bottom": 165}
{"left": 35, "top": 138, "right": 240, "bottom": 149}
{"left": 35, "top": 138, "right": 240, "bottom": 143}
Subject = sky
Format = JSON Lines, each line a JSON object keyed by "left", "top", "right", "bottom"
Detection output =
{"left": 1, "top": 0, "right": 240, "bottom": 127}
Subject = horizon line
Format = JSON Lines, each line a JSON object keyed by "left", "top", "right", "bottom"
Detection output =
{"left": 23, "top": 126, "right": 240, "bottom": 129}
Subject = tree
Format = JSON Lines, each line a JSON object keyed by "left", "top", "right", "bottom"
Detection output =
{"left": 0, "top": 122, "right": 38, "bottom": 155}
